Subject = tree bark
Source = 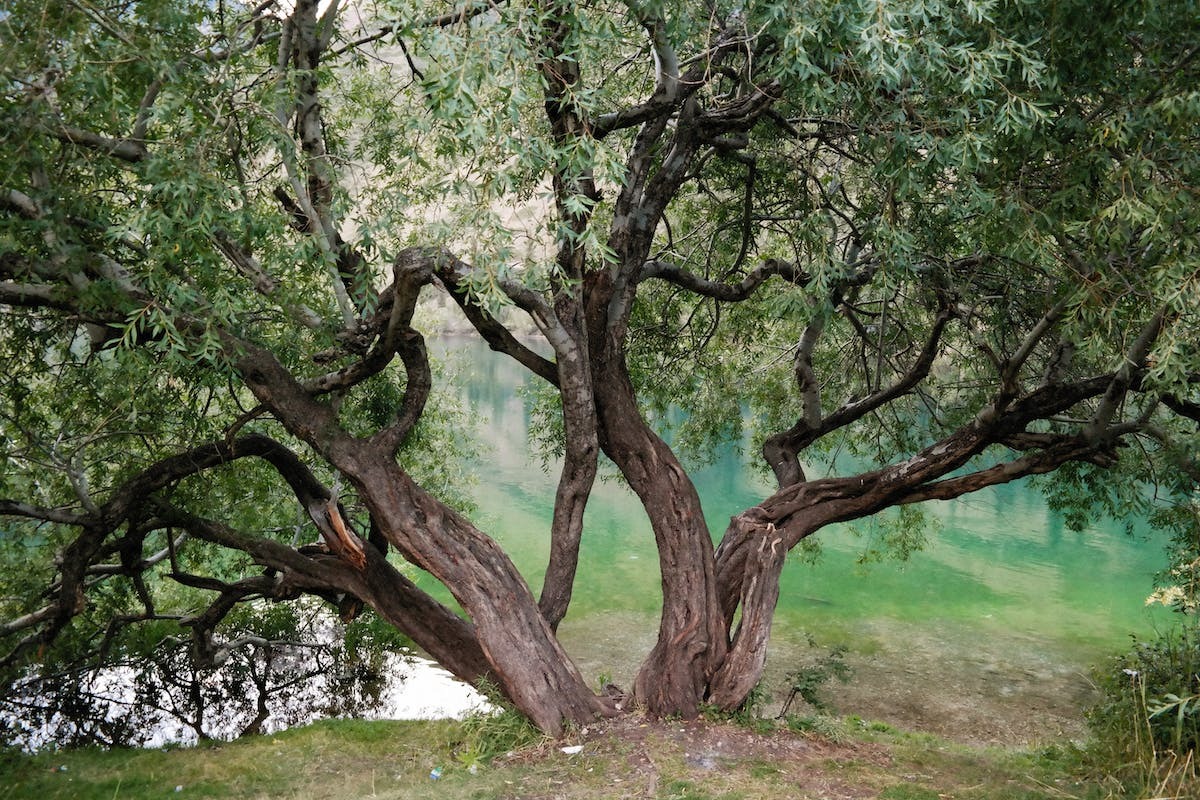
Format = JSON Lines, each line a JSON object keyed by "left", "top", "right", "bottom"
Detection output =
{"left": 343, "top": 451, "right": 608, "bottom": 733}
{"left": 591, "top": 344, "right": 727, "bottom": 718}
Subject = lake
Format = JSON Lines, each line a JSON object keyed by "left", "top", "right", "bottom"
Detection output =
{"left": 434, "top": 335, "right": 1172, "bottom": 745}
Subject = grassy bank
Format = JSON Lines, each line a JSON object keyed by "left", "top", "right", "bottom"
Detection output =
{"left": 0, "top": 713, "right": 1127, "bottom": 800}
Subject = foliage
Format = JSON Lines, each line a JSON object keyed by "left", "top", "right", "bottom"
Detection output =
{"left": 1, "top": 0, "right": 1199, "bottom": 736}
{"left": 779, "top": 635, "right": 853, "bottom": 715}
{"left": 1086, "top": 620, "right": 1200, "bottom": 788}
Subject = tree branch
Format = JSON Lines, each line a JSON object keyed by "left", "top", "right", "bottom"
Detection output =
{"left": 638, "top": 257, "right": 809, "bottom": 301}
{"left": 56, "top": 126, "right": 147, "bottom": 163}
{"left": 763, "top": 301, "right": 955, "bottom": 488}
{"left": 1085, "top": 308, "right": 1167, "bottom": 442}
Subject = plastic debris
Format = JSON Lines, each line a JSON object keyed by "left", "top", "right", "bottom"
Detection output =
{"left": 560, "top": 745, "right": 583, "bottom": 755}
{"left": 429, "top": 766, "right": 444, "bottom": 780}
{"left": 175, "top": 786, "right": 184, "bottom": 793}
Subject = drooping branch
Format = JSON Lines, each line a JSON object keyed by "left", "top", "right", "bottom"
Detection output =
{"left": 156, "top": 505, "right": 493, "bottom": 685}
{"left": 431, "top": 253, "right": 559, "bottom": 384}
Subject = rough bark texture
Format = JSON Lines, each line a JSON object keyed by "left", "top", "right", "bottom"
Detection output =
{"left": 345, "top": 455, "right": 608, "bottom": 733}
{"left": 592, "top": 344, "right": 728, "bottom": 717}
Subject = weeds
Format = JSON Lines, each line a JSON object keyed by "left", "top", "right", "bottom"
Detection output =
{"left": 1085, "top": 621, "right": 1200, "bottom": 795}
{"left": 779, "top": 634, "right": 853, "bottom": 716}
{"left": 448, "top": 681, "right": 544, "bottom": 769}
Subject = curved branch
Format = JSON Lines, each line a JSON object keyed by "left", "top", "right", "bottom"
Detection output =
{"left": 161, "top": 506, "right": 492, "bottom": 685}
{"left": 639, "top": 257, "right": 809, "bottom": 300}
{"left": 764, "top": 301, "right": 955, "bottom": 488}
{"left": 431, "top": 251, "right": 560, "bottom": 384}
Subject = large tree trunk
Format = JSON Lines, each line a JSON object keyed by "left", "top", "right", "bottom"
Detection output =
{"left": 708, "top": 511, "right": 790, "bottom": 708}
{"left": 592, "top": 347, "right": 728, "bottom": 718}
{"left": 346, "top": 451, "right": 608, "bottom": 733}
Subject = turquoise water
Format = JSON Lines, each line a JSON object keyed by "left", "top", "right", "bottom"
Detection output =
{"left": 432, "top": 336, "right": 1171, "bottom": 686}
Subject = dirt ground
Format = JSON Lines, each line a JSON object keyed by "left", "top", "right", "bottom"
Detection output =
{"left": 761, "top": 619, "right": 1100, "bottom": 747}
{"left": 501, "top": 715, "right": 898, "bottom": 800}
{"left": 562, "top": 613, "right": 1102, "bottom": 750}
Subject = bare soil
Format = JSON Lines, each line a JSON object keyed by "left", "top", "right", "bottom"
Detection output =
{"left": 826, "top": 627, "right": 1097, "bottom": 747}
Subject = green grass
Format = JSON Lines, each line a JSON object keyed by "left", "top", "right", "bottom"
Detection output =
{"left": 0, "top": 714, "right": 1161, "bottom": 800}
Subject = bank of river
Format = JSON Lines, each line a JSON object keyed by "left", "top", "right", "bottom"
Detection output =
{"left": 437, "top": 335, "right": 1171, "bottom": 745}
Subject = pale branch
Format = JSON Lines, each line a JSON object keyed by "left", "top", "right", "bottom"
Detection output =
{"left": 594, "top": 16, "right": 747, "bottom": 139}
{"left": 1, "top": 188, "right": 41, "bottom": 219}
{"left": 624, "top": 5, "right": 681, "bottom": 106}
{"left": 130, "top": 78, "right": 163, "bottom": 144}
{"left": 0, "top": 604, "right": 58, "bottom": 636}
{"left": 0, "top": 501, "right": 87, "bottom": 525}
{"left": 1001, "top": 292, "right": 1072, "bottom": 392}
{"left": 1042, "top": 338, "right": 1078, "bottom": 385}
{"left": 795, "top": 317, "right": 826, "bottom": 430}
{"left": 0, "top": 281, "right": 75, "bottom": 311}
{"left": 1085, "top": 308, "right": 1167, "bottom": 442}
{"left": 291, "top": 1, "right": 338, "bottom": 235}
{"left": 316, "top": 0, "right": 342, "bottom": 51}
{"left": 210, "top": 231, "right": 324, "bottom": 329}
{"left": 267, "top": 7, "right": 358, "bottom": 328}
{"left": 638, "top": 257, "right": 809, "bottom": 300}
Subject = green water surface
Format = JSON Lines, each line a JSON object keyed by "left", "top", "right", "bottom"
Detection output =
{"left": 435, "top": 337, "right": 1170, "bottom": 681}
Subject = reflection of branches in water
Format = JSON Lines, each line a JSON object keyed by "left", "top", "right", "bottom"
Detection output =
{"left": 0, "top": 609, "right": 407, "bottom": 750}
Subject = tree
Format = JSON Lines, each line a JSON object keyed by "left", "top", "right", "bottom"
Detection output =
{"left": 2, "top": 0, "right": 1198, "bottom": 735}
